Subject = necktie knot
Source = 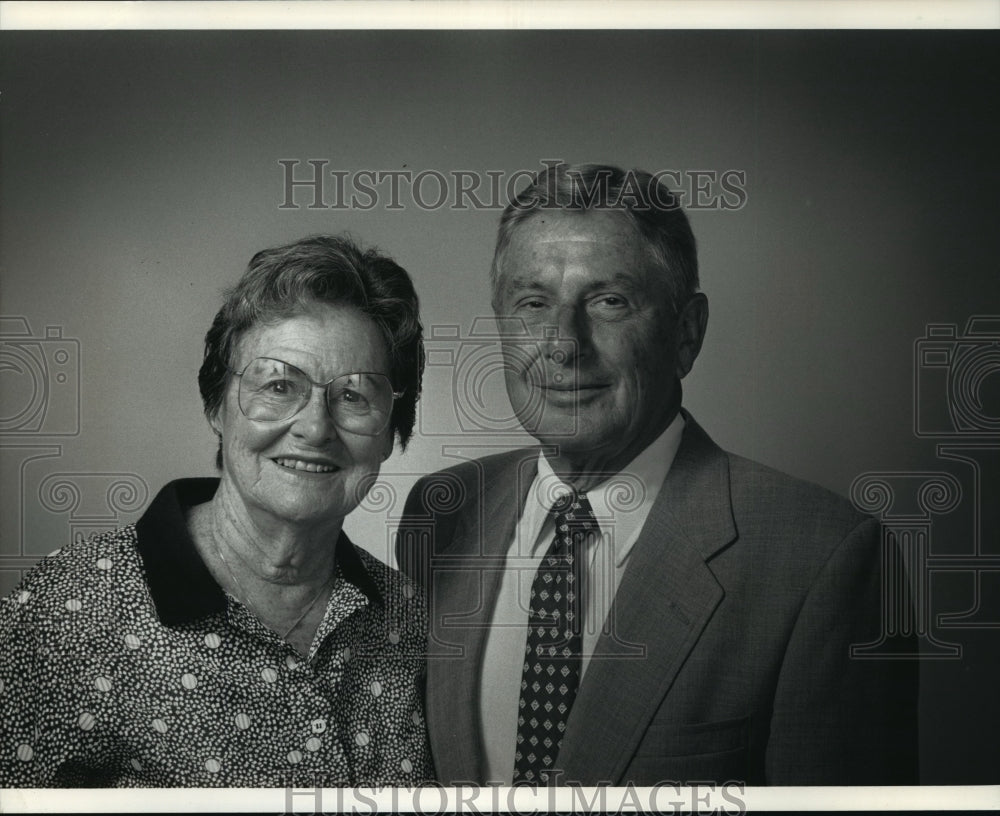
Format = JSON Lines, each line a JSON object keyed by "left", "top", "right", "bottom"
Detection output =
{"left": 552, "top": 492, "right": 599, "bottom": 552}
{"left": 551, "top": 491, "right": 575, "bottom": 515}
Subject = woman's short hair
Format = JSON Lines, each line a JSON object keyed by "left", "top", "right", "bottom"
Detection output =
{"left": 491, "top": 162, "right": 699, "bottom": 316}
{"left": 199, "top": 235, "right": 424, "bottom": 466}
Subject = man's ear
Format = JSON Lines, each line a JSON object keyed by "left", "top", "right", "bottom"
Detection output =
{"left": 675, "top": 292, "right": 709, "bottom": 379}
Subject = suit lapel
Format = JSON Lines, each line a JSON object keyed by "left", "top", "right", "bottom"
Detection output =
{"left": 425, "top": 451, "right": 539, "bottom": 782}
{"left": 557, "top": 417, "right": 738, "bottom": 783}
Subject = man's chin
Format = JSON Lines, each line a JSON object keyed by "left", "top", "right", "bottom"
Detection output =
{"left": 520, "top": 419, "right": 609, "bottom": 452}
{"left": 515, "top": 411, "right": 580, "bottom": 441}
{"left": 513, "top": 393, "right": 592, "bottom": 435}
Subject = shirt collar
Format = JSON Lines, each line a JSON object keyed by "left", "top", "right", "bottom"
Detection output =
{"left": 528, "top": 412, "right": 686, "bottom": 565}
{"left": 136, "top": 478, "right": 382, "bottom": 626}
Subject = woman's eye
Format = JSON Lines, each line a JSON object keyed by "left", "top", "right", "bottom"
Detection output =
{"left": 264, "top": 379, "right": 294, "bottom": 395}
{"left": 336, "top": 389, "right": 371, "bottom": 410}
{"left": 338, "top": 388, "right": 367, "bottom": 404}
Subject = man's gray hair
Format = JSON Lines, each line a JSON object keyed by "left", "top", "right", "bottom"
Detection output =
{"left": 490, "top": 163, "right": 699, "bottom": 315}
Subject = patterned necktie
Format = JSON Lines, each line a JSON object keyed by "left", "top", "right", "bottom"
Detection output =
{"left": 513, "top": 491, "right": 600, "bottom": 784}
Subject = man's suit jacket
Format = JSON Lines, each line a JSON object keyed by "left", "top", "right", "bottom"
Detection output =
{"left": 396, "top": 416, "right": 918, "bottom": 785}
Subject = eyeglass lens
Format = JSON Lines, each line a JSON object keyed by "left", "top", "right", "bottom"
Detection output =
{"left": 237, "top": 357, "right": 394, "bottom": 434}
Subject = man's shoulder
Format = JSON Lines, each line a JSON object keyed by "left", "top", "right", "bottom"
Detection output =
{"left": 724, "top": 449, "right": 871, "bottom": 537}
{"left": 679, "top": 414, "right": 867, "bottom": 531}
{"left": 414, "top": 448, "right": 536, "bottom": 483}
{"left": 405, "top": 448, "right": 536, "bottom": 514}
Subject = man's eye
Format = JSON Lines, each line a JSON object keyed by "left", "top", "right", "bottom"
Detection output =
{"left": 593, "top": 294, "right": 627, "bottom": 308}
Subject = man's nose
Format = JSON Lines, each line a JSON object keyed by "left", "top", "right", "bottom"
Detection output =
{"left": 543, "top": 304, "right": 589, "bottom": 364}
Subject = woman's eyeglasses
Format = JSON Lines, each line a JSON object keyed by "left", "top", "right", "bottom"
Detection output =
{"left": 229, "top": 357, "right": 402, "bottom": 436}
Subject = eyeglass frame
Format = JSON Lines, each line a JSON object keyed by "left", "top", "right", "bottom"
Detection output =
{"left": 225, "top": 356, "right": 404, "bottom": 436}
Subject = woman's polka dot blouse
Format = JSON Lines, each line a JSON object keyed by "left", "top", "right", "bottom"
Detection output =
{"left": 0, "top": 479, "right": 433, "bottom": 787}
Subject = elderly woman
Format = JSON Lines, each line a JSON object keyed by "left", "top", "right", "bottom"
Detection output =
{"left": 0, "top": 235, "right": 432, "bottom": 786}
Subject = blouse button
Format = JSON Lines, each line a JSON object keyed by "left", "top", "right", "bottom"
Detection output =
{"left": 305, "top": 737, "right": 322, "bottom": 752}
{"left": 355, "top": 731, "right": 370, "bottom": 747}
{"left": 261, "top": 666, "right": 278, "bottom": 684}
{"left": 204, "top": 633, "right": 221, "bottom": 649}
{"left": 401, "top": 758, "right": 413, "bottom": 774}
{"left": 287, "top": 750, "right": 303, "bottom": 765}
{"left": 205, "top": 757, "right": 221, "bottom": 773}
{"left": 78, "top": 712, "right": 96, "bottom": 731}
{"left": 370, "top": 680, "right": 383, "bottom": 697}
{"left": 310, "top": 718, "right": 326, "bottom": 734}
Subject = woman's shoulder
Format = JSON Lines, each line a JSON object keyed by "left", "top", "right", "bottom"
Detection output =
{"left": 0, "top": 525, "right": 144, "bottom": 628}
{"left": 352, "top": 546, "right": 424, "bottom": 603}
{"left": 348, "top": 547, "right": 427, "bottom": 655}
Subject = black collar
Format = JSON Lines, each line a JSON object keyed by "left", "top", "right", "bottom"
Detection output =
{"left": 136, "top": 478, "right": 383, "bottom": 626}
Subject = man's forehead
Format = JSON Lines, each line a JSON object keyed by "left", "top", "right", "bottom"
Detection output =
{"left": 503, "top": 216, "right": 649, "bottom": 272}
{"left": 520, "top": 232, "right": 607, "bottom": 244}
{"left": 512, "top": 210, "right": 636, "bottom": 244}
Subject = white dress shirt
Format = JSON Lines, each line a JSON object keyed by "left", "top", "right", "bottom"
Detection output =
{"left": 479, "top": 413, "right": 685, "bottom": 783}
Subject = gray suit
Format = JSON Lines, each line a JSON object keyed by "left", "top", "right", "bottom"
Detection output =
{"left": 396, "top": 415, "right": 918, "bottom": 785}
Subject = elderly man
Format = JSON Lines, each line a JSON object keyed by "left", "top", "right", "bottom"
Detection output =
{"left": 397, "top": 163, "right": 917, "bottom": 786}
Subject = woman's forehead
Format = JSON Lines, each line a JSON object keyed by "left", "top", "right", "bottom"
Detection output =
{"left": 235, "top": 304, "right": 389, "bottom": 374}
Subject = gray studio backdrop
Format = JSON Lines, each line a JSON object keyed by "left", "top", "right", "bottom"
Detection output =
{"left": 1, "top": 31, "right": 997, "bottom": 783}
